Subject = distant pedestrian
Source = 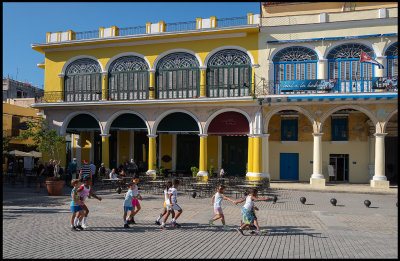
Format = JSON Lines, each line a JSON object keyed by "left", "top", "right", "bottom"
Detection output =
{"left": 123, "top": 182, "right": 137, "bottom": 228}
{"left": 70, "top": 179, "right": 84, "bottom": 231}
{"left": 79, "top": 160, "right": 92, "bottom": 181}
{"left": 98, "top": 163, "right": 106, "bottom": 180}
{"left": 36, "top": 161, "right": 45, "bottom": 193}
{"left": 209, "top": 185, "right": 237, "bottom": 230}
{"left": 128, "top": 159, "right": 137, "bottom": 176}
{"left": 69, "top": 158, "right": 78, "bottom": 180}
{"left": 77, "top": 176, "right": 102, "bottom": 228}
{"left": 219, "top": 168, "right": 225, "bottom": 178}
{"left": 234, "top": 188, "right": 269, "bottom": 235}
{"left": 89, "top": 161, "right": 96, "bottom": 187}
{"left": 53, "top": 160, "right": 60, "bottom": 178}
{"left": 46, "top": 160, "right": 54, "bottom": 178}
{"left": 155, "top": 180, "right": 173, "bottom": 226}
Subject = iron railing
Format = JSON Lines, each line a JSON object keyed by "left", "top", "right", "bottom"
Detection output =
{"left": 119, "top": 26, "right": 147, "bottom": 36}
{"left": 216, "top": 16, "right": 248, "bottom": 28}
{"left": 75, "top": 30, "right": 99, "bottom": 40}
{"left": 165, "top": 21, "right": 197, "bottom": 33}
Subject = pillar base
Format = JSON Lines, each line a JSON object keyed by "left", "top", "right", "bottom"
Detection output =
{"left": 310, "top": 178, "right": 326, "bottom": 188}
{"left": 146, "top": 170, "right": 156, "bottom": 175}
{"left": 197, "top": 171, "right": 209, "bottom": 182}
{"left": 370, "top": 179, "right": 390, "bottom": 189}
{"left": 246, "top": 172, "right": 269, "bottom": 181}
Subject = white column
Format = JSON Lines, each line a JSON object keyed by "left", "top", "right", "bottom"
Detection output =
{"left": 374, "top": 56, "right": 387, "bottom": 78}
{"left": 171, "top": 134, "right": 177, "bottom": 171}
{"left": 317, "top": 59, "right": 328, "bottom": 79}
{"left": 217, "top": 136, "right": 222, "bottom": 170}
{"left": 310, "top": 132, "right": 325, "bottom": 187}
{"left": 262, "top": 134, "right": 270, "bottom": 178}
{"left": 368, "top": 135, "right": 375, "bottom": 180}
{"left": 371, "top": 133, "right": 389, "bottom": 188}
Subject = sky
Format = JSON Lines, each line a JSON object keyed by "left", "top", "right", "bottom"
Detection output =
{"left": 3, "top": 2, "right": 260, "bottom": 89}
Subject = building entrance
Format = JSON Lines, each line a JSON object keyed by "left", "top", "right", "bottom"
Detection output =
{"left": 329, "top": 154, "right": 349, "bottom": 182}
{"left": 222, "top": 136, "right": 247, "bottom": 176}
{"left": 177, "top": 134, "right": 199, "bottom": 174}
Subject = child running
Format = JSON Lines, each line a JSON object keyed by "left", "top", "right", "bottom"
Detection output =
{"left": 161, "top": 179, "right": 182, "bottom": 229}
{"left": 70, "top": 179, "right": 84, "bottom": 231}
{"left": 123, "top": 182, "right": 137, "bottom": 228}
{"left": 127, "top": 175, "right": 142, "bottom": 224}
{"left": 234, "top": 188, "right": 269, "bottom": 235}
{"left": 155, "top": 180, "right": 173, "bottom": 225}
{"left": 77, "top": 176, "right": 102, "bottom": 228}
{"left": 209, "top": 185, "right": 237, "bottom": 230}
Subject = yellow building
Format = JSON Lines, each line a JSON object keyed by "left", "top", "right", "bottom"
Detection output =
{"left": 31, "top": 3, "right": 397, "bottom": 188}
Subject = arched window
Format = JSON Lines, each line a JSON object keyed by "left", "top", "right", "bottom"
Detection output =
{"left": 108, "top": 56, "right": 149, "bottom": 100}
{"left": 385, "top": 42, "right": 398, "bottom": 77}
{"left": 327, "top": 43, "right": 375, "bottom": 93}
{"left": 273, "top": 46, "right": 318, "bottom": 94}
{"left": 64, "top": 58, "right": 102, "bottom": 102}
{"left": 156, "top": 52, "right": 200, "bottom": 99}
{"left": 207, "top": 49, "right": 252, "bottom": 97}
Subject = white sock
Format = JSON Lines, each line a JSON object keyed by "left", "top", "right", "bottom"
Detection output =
{"left": 83, "top": 217, "right": 87, "bottom": 224}
{"left": 74, "top": 217, "right": 79, "bottom": 226}
{"left": 78, "top": 221, "right": 82, "bottom": 226}
{"left": 126, "top": 216, "right": 130, "bottom": 221}
{"left": 156, "top": 214, "right": 163, "bottom": 222}
{"left": 161, "top": 222, "right": 165, "bottom": 226}
{"left": 172, "top": 218, "right": 176, "bottom": 223}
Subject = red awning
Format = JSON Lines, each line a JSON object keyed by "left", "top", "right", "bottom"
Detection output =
{"left": 208, "top": 112, "right": 249, "bottom": 136}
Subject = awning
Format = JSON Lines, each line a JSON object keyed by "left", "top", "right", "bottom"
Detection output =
{"left": 29, "top": 151, "right": 42, "bottom": 158}
{"left": 8, "top": 150, "right": 33, "bottom": 157}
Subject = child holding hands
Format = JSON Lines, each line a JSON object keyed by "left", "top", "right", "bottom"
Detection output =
{"left": 209, "top": 185, "right": 237, "bottom": 230}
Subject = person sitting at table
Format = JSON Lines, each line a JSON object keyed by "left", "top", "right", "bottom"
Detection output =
{"left": 109, "top": 168, "right": 119, "bottom": 179}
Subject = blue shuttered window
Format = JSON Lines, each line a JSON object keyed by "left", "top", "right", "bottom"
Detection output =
{"left": 281, "top": 119, "right": 298, "bottom": 141}
{"left": 331, "top": 118, "right": 348, "bottom": 141}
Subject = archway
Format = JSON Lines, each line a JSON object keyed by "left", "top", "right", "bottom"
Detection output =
{"left": 207, "top": 111, "right": 250, "bottom": 176}
{"left": 155, "top": 112, "right": 201, "bottom": 174}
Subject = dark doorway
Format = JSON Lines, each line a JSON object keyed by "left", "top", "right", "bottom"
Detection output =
{"left": 385, "top": 136, "right": 398, "bottom": 185}
{"left": 134, "top": 131, "right": 148, "bottom": 172}
{"left": 65, "top": 134, "right": 72, "bottom": 168}
{"left": 93, "top": 131, "right": 102, "bottom": 167}
{"left": 329, "top": 154, "right": 349, "bottom": 182}
{"left": 109, "top": 130, "right": 118, "bottom": 169}
{"left": 177, "top": 134, "right": 199, "bottom": 173}
{"left": 222, "top": 136, "right": 247, "bottom": 176}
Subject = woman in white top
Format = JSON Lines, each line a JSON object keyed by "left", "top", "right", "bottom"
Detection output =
{"left": 209, "top": 185, "right": 237, "bottom": 230}
{"left": 234, "top": 188, "right": 269, "bottom": 235}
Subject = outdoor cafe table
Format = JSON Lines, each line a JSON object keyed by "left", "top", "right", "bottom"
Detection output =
{"left": 102, "top": 178, "right": 122, "bottom": 192}
{"left": 191, "top": 182, "right": 213, "bottom": 197}
{"left": 148, "top": 180, "right": 166, "bottom": 193}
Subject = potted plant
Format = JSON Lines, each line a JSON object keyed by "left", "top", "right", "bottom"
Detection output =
{"left": 190, "top": 166, "right": 199, "bottom": 178}
{"left": 209, "top": 165, "right": 215, "bottom": 178}
{"left": 45, "top": 176, "right": 65, "bottom": 196}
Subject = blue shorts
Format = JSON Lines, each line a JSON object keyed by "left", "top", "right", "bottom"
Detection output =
{"left": 124, "top": 206, "right": 134, "bottom": 212}
{"left": 70, "top": 205, "right": 83, "bottom": 213}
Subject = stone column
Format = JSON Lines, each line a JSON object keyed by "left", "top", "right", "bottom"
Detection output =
{"left": 146, "top": 134, "right": 157, "bottom": 175}
{"left": 58, "top": 73, "right": 65, "bottom": 102}
{"left": 101, "top": 72, "right": 108, "bottom": 100}
{"left": 317, "top": 59, "right": 328, "bottom": 80}
{"left": 199, "top": 66, "right": 207, "bottom": 98}
{"left": 368, "top": 135, "right": 375, "bottom": 180}
{"left": 100, "top": 134, "right": 110, "bottom": 169}
{"left": 374, "top": 56, "right": 387, "bottom": 78}
{"left": 148, "top": 69, "right": 156, "bottom": 99}
{"left": 310, "top": 133, "right": 325, "bottom": 188}
{"left": 371, "top": 133, "right": 389, "bottom": 188}
{"left": 197, "top": 134, "right": 208, "bottom": 181}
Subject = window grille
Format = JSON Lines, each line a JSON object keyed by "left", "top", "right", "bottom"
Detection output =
{"left": 385, "top": 42, "right": 398, "bottom": 77}
{"left": 64, "top": 58, "right": 102, "bottom": 102}
{"left": 281, "top": 119, "right": 298, "bottom": 141}
{"left": 206, "top": 49, "right": 252, "bottom": 97}
{"left": 108, "top": 56, "right": 149, "bottom": 100}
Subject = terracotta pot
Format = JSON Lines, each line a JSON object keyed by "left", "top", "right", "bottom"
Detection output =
{"left": 45, "top": 180, "right": 65, "bottom": 196}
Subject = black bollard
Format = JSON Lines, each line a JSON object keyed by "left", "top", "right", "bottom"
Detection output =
{"left": 191, "top": 191, "right": 197, "bottom": 198}
{"left": 273, "top": 195, "right": 278, "bottom": 204}
{"left": 364, "top": 200, "right": 371, "bottom": 208}
{"left": 330, "top": 198, "right": 337, "bottom": 206}
{"left": 300, "top": 197, "right": 306, "bottom": 204}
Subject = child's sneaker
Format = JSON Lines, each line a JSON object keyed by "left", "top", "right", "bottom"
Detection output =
{"left": 235, "top": 228, "right": 244, "bottom": 235}
{"left": 171, "top": 221, "right": 176, "bottom": 228}
{"left": 71, "top": 226, "right": 78, "bottom": 231}
{"left": 82, "top": 223, "right": 89, "bottom": 229}
{"left": 155, "top": 220, "right": 161, "bottom": 225}
{"left": 209, "top": 219, "right": 214, "bottom": 225}
{"left": 160, "top": 225, "right": 167, "bottom": 230}
{"left": 174, "top": 223, "right": 182, "bottom": 228}
{"left": 223, "top": 225, "right": 229, "bottom": 231}
{"left": 76, "top": 225, "right": 84, "bottom": 230}
{"left": 124, "top": 224, "right": 130, "bottom": 228}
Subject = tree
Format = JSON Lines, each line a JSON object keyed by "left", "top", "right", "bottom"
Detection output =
{"left": 18, "top": 118, "right": 65, "bottom": 162}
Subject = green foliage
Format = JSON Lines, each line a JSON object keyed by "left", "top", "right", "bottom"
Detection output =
{"left": 246, "top": 163, "right": 248, "bottom": 173}
{"left": 190, "top": 166, "right": 199, "bottom": 178}
{"left": 18, "top": 118, "right": 65, "bottom": 162}
{"left": 157, "top": 165, "right": 166, "bottom": 176}
{"left": 208, "top": 165, "right": 215, "bottom": 178}
{"left": 2, "top": 136, "right": 11, "bottom": 153}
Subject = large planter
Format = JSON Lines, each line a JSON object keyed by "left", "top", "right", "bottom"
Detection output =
{"left": 45, "top": 180, "right": 65, "bottom": 196}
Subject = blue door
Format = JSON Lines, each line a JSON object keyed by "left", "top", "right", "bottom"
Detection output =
{"left": 280, "top": 153, "right": 299, "bottom": 180}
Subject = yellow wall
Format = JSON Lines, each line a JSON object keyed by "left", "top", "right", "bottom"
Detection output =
{"left": 118, "top": 131, "right": 130, "bottom": 165}
{"left": 207, "top": 135, "right": 218, "bottom": 170}
{"left": 43, "top": 30, "right": 258, "bottom": 92}
{"left": 80, "top": 131, "right": 91, "bottom": 164}
{"left": 268, "top": 140, "right": 369, "bottom": 183}
{"left": 160, "top": 134, "right": 172, "bottom": 169}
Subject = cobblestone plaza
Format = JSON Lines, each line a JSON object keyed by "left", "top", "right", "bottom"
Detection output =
{"left": 2, "top": 184, "right": 397, "bottom": 259}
